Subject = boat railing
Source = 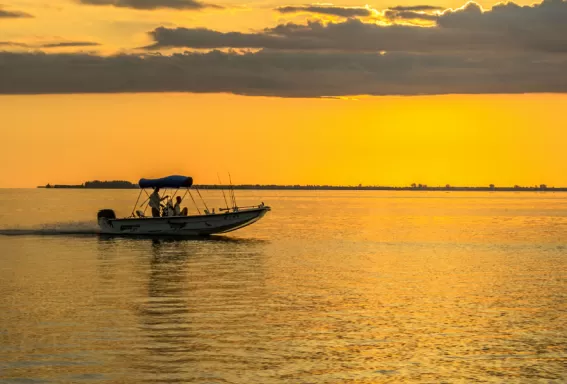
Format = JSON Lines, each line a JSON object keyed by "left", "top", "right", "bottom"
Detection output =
{"left": 218, "top": 203, "right": 266, "bottom": 212}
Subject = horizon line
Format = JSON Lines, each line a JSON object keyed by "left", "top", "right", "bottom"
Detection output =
{"left": 25, "top": 181, "right": 567, "bottom": 191}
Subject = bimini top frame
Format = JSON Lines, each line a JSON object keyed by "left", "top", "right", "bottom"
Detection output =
{"left": 138, "top": 175, "right": 193, "bottom": 189}
{"left": 129, "top": 174, "right": 257, "bottom": 218}
{"left": 129, "top": 175, "right": 194, "bottom": 218}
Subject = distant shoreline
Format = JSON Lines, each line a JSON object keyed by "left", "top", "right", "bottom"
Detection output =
{"left": 36, "top": 181, "right": 565, "bottom": 192}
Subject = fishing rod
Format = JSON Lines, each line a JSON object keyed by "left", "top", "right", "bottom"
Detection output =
{"left": 228, "top": 172, "right": 237, "bottom": 210}
{"left": 195, "top": 187, "right": 209, "bottom": 213}
{"left": 217, "top": 173, "right": 230, "bottom": 211}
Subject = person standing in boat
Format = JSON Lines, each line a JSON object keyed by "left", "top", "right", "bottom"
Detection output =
{"left": 149, "top": 187, "right": 168, "bottom": 217}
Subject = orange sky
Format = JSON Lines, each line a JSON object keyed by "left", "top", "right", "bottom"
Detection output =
{"left": 1, "top": 93, "right": 565, "bottom": 188}
{"left": 1, "top": 0, "right": 566, "bottom": 187}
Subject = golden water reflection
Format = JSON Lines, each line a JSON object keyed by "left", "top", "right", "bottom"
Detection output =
{"left": 0, "top": 190, "right": 566, "bottom": 382}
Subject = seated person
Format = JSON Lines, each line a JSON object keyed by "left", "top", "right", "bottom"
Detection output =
{"left": 174, "top": 196, "right": 188, "bottom": 216}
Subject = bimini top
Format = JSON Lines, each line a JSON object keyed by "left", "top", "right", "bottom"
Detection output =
{"left": 138, "top": 175, "right": 193, "bottom": 189}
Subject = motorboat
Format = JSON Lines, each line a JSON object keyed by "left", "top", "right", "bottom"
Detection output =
{"left": 97, "top": 175, "right": 270, "bottom": 236}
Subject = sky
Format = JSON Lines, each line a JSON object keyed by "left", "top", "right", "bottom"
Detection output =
{"left": 0, "top": 0, "right": 566, "bottom": 187}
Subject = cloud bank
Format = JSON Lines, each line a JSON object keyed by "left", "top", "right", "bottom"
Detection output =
{"left": 384, "top": 9, "right": 440, "bottom": 22}
{"left": 40, "top": 41, "right": 101, "bottom": 48}
{"left": 0, "top": 0, "right": 565, "bottom": 97}
{"left": 148, "top": 0, "right": 567, "bottom": 53}
{"left": 78, "top": 0, "right": 221, "bottom": 10}
{"left": 389, "top": 5, "right": 444, "bottom": 11}
{"left": 0, "top": 40, "right": 100, "bottom": 48}
{"left": 275, "top": 5, "right": 373, "bottom": 18}
{"left": 1, "top": 50, "right": 566, "bottom": 97}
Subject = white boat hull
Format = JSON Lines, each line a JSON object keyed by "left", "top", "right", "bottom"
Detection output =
{"left": 98, "top": 207, "right": 270, "bottom": 236}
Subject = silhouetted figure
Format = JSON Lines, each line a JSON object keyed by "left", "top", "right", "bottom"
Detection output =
{"left": 149, "top": 187, "right": 168, "bottom": 217}
{"left": 174, "top": 196, "right": 188, "bottom": 216}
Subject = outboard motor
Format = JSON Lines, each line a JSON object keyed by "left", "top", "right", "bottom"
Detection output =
{"left": 97, "top": 209, "right": 116, "bottom": 220}
{"left": 97, "top": 209, "right": 116, "bottom": 232}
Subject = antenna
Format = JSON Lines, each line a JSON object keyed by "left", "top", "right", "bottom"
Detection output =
{"left": 217, "top": 173, "right": 229, "bottom": 211}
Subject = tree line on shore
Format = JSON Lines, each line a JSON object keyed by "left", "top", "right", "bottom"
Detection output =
{"left": 41, "top": 180, "right": 138, "bottom": 189}
{"left": 38, "top": 181, "right": 563, "bottom": 191}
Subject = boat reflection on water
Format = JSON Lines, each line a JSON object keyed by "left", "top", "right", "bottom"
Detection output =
{"left": 96, "top": 234, "right": 269, "bottom": 382}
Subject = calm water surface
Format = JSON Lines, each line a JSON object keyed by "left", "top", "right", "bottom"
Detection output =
{"left": 0, "top": 189, "right": 566, "bottom": 383}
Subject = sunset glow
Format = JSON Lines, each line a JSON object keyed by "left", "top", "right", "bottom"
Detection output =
{"left": 1, "top": 93, "right": 565, "bottom": 188}
{"left": 1, "top": 0, "right": 566, "bottom": 187}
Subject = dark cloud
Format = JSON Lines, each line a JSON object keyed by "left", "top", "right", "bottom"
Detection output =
{"left": 146, "top": 25, "right": 320, "bottom": 50}
{"left": 146, "top": 21, "right": 455, "bottom": 52}
{"left": 0, "top": 6, "right": 33, "bottom": 18}
{"left": 384, "top": 4, "right": 443, "bottom": 22}
{"left": 275, "top": 5, "right": 372, "bottom": 18}
{"left": 0, "top": 50, "right": 566, "bottom": 97}
{"left": 384, "top": 9, "right": 439, "bottom": 22}
{"left": 0, "top": 41, "right": 100, "bottom": 48}
{"left": 41, "top": 41, "right": 101, "bottom": 48}
{"left": 437, "top": 0, "right": 567, "bottom": 52}
{"left": 78, "top": 0, "right": 221, "bottom": 10}
{"left": 147, "top": 0, "right": 567, "bottom": 53}
{"left": 0, "top": 41, "right": 30, "bottom": 47}
{"left": 389, "top": 5, "right": 444, "bottom": 11}
{"left": 0, "top": 0, "right": 565, "bottom": 97}
{"left": 439, "top": 0, "right": 567, "bottom": 30}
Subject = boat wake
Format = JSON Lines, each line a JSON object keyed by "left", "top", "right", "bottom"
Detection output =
{"left": 0, "top": 221, "right": 100, "bottom": 237}
{"left": 0, "top": 222, "right": 264, "bottom": 243}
